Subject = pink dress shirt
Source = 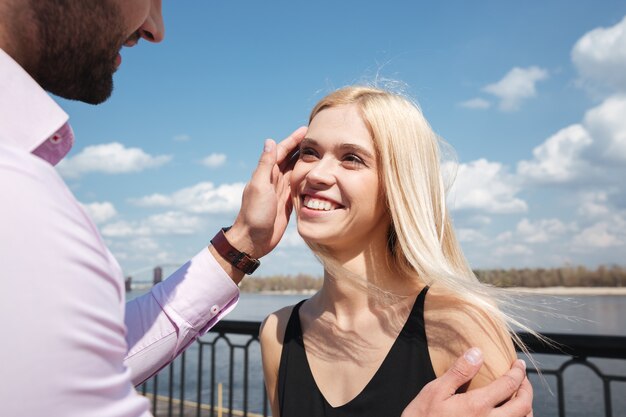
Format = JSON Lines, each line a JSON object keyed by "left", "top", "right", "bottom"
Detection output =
{"left": 0, "top": 48, "right": 240, "bottom": 417}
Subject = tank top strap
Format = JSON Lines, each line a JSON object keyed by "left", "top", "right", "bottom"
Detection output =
{"left": 277, "top": 299, "right": 308, "bottom": 412}
{"left": 282, "top": 299, "right": 306, "bottom": 344}
{"left": 400, "top": 285, "right": 430, "bottom": 342}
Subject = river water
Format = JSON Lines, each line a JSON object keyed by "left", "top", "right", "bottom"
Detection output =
{"left": 130, "top": 291, "right": 626, "bottom": 417}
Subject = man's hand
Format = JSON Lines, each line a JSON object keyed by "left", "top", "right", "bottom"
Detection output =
{"left": 401, "top": 348, "right": 533, "bottom": 417}
{"left": 227, "top": 126, "right": 307, "bottom": 259}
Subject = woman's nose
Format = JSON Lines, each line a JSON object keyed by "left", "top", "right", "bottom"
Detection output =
{"left": 305, "top": 159, "right": 336, "bottom": 186}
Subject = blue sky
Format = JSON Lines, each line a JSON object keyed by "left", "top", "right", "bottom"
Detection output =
{"left": 56, "top": 0, "right": 626, "bottom": 279}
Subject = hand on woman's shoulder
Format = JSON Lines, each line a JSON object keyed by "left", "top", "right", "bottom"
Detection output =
{"left": 424, "top": 285, "right": 516, "bottom": 391}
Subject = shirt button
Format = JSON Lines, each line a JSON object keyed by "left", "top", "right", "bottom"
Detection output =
{"left": 210, "top": 305, "right": 219, "bottom": 315}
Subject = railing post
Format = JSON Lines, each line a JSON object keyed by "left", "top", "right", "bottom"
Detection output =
{"left": 604, "top": 379, "right": 612, "bottom": 417}
{"left": 153, "top": 267, "right": 163, "bottom": 286}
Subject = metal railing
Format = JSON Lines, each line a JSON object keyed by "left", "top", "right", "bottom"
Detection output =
{"left": 518, "top": 332, "right": 626, "bottom": 417}
{"left": 138, "top": 322, "right": 626, "bottom": 417}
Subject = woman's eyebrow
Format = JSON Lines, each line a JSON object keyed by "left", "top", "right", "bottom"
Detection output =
{"left": 301, "top": 137, "right": 375, "bottom": 159}
{"left": 301, "top": 137, "right": 318, "bottom": 146}
{"left": 339, "top": 143, "right": 374, "bottom": 160}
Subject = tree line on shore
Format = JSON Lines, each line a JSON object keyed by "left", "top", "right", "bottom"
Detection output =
{"left": 239, "top": 265, "right": 626, "bottom": 293}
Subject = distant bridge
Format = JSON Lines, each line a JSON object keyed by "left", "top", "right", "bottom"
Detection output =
{"left": 124, "top": 264, "right": 183, "bottom": 291}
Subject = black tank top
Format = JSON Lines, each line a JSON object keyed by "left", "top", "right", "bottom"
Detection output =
{"left": 277, "top": 286, "right": 436, "bottom": 417}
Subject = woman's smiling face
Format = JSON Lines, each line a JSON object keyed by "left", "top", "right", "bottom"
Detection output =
{"left": 291, "top": 104, "right": 390, "bottom": 251}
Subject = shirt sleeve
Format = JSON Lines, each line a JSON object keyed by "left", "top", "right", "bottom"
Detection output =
{"left": 124, "top": 249, "right": 240, "bottom": 385}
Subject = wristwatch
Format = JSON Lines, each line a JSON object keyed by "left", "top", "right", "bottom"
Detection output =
{"left": 210, "top": 227, "right": 260, "bottom": 275}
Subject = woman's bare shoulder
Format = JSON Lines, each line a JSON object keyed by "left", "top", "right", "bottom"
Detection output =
{"left": 260, "top": 304, "right": 297, "bottom": 349}
{"left": 424, "top": 285, "right": 516, "bottom": 389}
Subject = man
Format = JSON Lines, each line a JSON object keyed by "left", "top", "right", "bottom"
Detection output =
{"left": 0, "top": 1, "right": 532, "bottom": 416}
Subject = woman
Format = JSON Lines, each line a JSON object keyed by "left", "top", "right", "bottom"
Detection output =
{"left": 260, "top": 86, "right": 524, "bottom": 417}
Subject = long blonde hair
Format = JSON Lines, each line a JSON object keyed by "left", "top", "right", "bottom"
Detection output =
{"left": 305, "top": 85, "right": 542, "bottom": 353}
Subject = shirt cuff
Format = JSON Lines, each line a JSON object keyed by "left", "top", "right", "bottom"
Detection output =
{"left": 151, "top": 248, "right": 240, "bottom": 333}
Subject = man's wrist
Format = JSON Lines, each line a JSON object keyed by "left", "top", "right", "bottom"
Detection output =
{"left": 210, "top": 227, "right": 261, "bottom": 275}
{"left": 208, "top": 245, "right": 245, "bottom": 285}
{"left": 224, "top": 224, "right": 265, "bottom": 258}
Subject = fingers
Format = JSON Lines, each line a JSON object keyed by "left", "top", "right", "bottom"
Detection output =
{"left": 275, "top": 126, "right": 307, "bottom": 164}
{"left": 469, "top": 359, "right": 526, "bottom": 411}
{"left": 435, "top": 348, "right": 484, "bottom": 399}
{"left": 253, "top": 127, "right": 307, "bottom": 182}
{"left": 518, "top": 377, "right": 534, "bottom": 417}
{"left": 247, "top": 139, "right": 278, "bottom": 185}
{"left": 491, "top": 376, "right": 533, "bottom": 417}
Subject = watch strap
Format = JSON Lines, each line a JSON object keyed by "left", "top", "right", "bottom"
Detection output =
{"left": 210, "top": 227, "right": 260, "bottom": 275}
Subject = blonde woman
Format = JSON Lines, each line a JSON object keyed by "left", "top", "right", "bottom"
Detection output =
{"left": 260, "top": 86, "right": 532, "bottom": 417}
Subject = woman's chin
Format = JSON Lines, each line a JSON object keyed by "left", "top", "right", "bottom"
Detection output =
{"left": 297, "top": 226, "right": 331, "bottom": 246}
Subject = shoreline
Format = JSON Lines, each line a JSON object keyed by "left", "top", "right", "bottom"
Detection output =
{"left": 245, "top": 287, "right": 626, "bottom": 296}
{"left": 506, "top": 286, "right": 626, "bottom": 295}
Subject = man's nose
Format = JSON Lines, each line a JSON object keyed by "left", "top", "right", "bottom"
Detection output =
{"left": 139, "top": 3, "right": 165, "bottom": 43}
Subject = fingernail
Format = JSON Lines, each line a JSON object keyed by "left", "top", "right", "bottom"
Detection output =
{"left": 264, "top": 139, "right": 273, "bottom": 152}
{"left": 464, "top": 348, "right": 482, "bottom": 365}
{"left": 517, "top": 359, "right": 527, "bottom": 369}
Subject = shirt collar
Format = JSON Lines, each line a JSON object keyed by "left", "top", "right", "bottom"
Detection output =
{"left": 0, "top": 48, "right": 70, "bottom": 155}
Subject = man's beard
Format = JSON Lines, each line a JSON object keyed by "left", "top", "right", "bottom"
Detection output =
{"left": 31, "top": 0, "right": 127, "bottom": 105}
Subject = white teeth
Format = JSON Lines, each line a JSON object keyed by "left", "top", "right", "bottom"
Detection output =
{"left": 303, "top": 195, "right": 338, "bottom": 211}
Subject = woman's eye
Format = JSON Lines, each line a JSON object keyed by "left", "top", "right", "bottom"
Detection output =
{"left": 300, "top": 147, "right": 318, "bottom": 160}
{"left": 343, "top": 154, "right": 365, "bottom": 167}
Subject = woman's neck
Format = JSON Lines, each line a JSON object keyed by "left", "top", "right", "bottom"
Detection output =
{"left": 314, "top": 239, "right": 421, "bottom": 319}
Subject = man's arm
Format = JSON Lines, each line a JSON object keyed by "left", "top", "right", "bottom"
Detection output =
{"left": 124, "top": 127, "right": 307, "bottom": 385}
{"left": 124, "top": 249, "right": 240, "bottom": 385}
{"left": 402, "top": 349, "right": 533, "bottom": 417}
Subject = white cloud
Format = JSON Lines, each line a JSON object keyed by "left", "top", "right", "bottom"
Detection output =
{"left": 131, "top": 194, "right": 171, "bottom": 206}
{"left": 495, "top": 231, "right": 513, "bottom": 242}
{"left": 483, "top": 66, "right": 549, "bottom": 111}
{"left": 101, "top": 211, "right": 204, "bottom": 238}
{"left": 516, "top": 218, "right": 576, "bottom": 243}
{"left": 572, "top": 15, "right": 626, "bottom": 93}
{"left": 126, "top": 237, "right": 160, "bottom": 252}
{"left": 572, "top": 222, "right": 623, "bottom": 249}
{"left": 447, "top": 159, "right": 527, "bottom": 213}
{"left": 517, "top": 124, "right": 593, "bottom": 183}
{"left": 201, "top": 153, "right": 227, "bottom": 168}
{"left": 457, "top": 228, "right": 488, "bottom": 243}
{"left": 578, "top": 191, "right": 611, "bottom": 218}
{"left": 468, "top": 215, "right": 492, "bottom": 226}
{"left": 173, "top": 134, "right": 191, "bottom": 142}
{"left": 81, "top": 201, "right": 117, "bottom": 224}
{"left": 494, "top": 244, "right": 533, "bottom": 257}
{"left": 148, "top": 212, "right": 204, "bottom": 235}
{"left": 57, "top": 142, "right": 171, "bottom": 178}
{"left": 102, "top": 221, "right": 151, "bottom": 238}
{"left": 583, "top": 94, "right": 626, "bottom": 162}
{"left": 130, "top": 181, "right": 245, "bottom": 214}
{"left": 459, "top": 98, "right": 491, "bottom": 110}
{"left": 109, "top": 237, "right": 178, "bottom": 271}
{"left": 517, "top": 94, "right": 626, "bottom": 185}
